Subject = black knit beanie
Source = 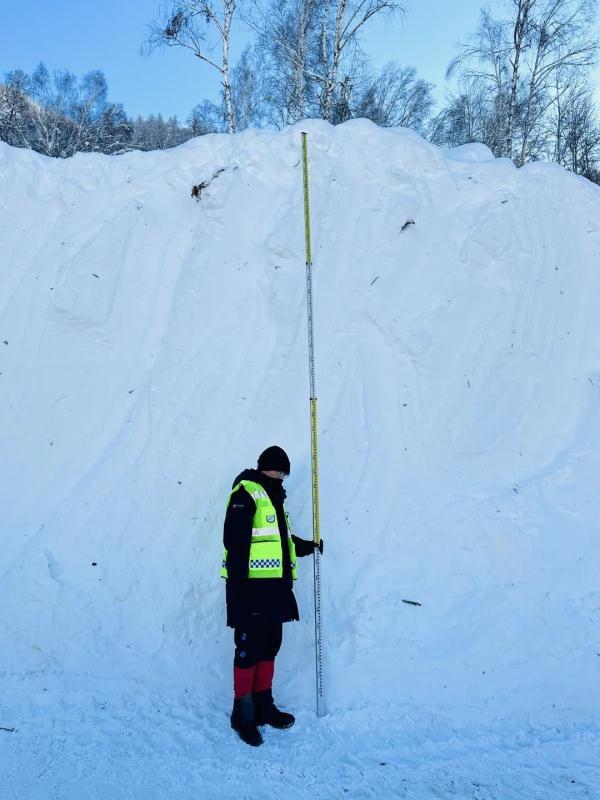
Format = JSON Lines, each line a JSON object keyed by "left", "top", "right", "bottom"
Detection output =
{"left": 257, "top": 445, "right": 291, "bottom": 475}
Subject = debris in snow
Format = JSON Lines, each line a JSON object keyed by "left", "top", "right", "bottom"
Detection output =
{"left": 191, "top": 182, "right": 209, "bottom": 200}
{"left": 402, "top": 599, "right": 422, "bottom": 607}
{"left": 401, "top": 219, "right": 415, "bottom": 232}
{"left": 191, "top": 167, "right": 227, "bottom": 201}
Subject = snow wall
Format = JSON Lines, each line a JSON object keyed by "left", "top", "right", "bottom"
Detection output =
{"left": 1, "top": 119, "right": 600, "bottom": 724}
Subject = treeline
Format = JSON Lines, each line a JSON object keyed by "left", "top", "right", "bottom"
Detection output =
{"left": 0, "top": 65, "right": 204, "bottom": 157}
{"left": 1, "top": 0, "right": 599, "bottom": 182}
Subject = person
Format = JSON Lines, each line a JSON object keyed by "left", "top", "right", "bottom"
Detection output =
{"left": 220, "top": 445, "right": 324, "bottom": 747}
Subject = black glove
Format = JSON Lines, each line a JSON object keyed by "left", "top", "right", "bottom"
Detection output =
{"left": 314, "top": 539, "right": 324, "bottom": 555}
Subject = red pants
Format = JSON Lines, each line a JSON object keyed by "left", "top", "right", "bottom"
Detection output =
{"left": 233, "top": 621, "right": 282, "bottom": 698}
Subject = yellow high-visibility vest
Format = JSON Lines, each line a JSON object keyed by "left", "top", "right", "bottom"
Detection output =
{"left": 220, "top": 479, "right": 298, "bottom": 580}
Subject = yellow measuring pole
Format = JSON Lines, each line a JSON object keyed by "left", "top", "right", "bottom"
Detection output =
{"left": 301, "top": 132, "right": 326, "bottom": 717}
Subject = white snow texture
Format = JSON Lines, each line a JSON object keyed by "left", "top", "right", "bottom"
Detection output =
{"left": 1, "top": 120, "right": 599, "bottom": 798}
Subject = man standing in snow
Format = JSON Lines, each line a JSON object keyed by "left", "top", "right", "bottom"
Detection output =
{"left": 221, "top": 445, "right": 323, "bottom": 747}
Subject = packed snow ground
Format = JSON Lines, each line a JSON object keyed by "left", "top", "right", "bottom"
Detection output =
{"left": 1, "top": 120, "right": 600, "bottom": 797}
{"left": 1, "top": 675, "right": 598, "bottom": 800}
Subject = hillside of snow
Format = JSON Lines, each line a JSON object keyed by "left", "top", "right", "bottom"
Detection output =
{"left": 1, "top": 120, "right": 599, "bottom": 798}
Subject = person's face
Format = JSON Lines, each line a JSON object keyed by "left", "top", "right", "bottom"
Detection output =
{"left": 262, "top": 469, "right": 288, "bottom": 481}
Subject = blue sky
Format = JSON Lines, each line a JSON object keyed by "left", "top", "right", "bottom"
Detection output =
{"left": 0, "top": 1, "right": 593, "bottom": 121}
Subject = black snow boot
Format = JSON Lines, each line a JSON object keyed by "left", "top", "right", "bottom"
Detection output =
{"left": 253, "top": 689, "right": 295, "bottom": 729}
{"left": 230, "top": 694, "right": 263, "bottom": 747}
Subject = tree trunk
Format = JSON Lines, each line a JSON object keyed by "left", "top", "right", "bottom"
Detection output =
{"left": 554, "top": 76, "right": 562, "bottom": 164}
{"left": 320, "top": 0, "right": 330, "bottom": 118}
{"left": 293, "top": 0, "right": 309, "bottom": 121}
{"left": 323, "top": 0, "right": 346, "bottom": 122}
{"left": 507, "top": 0, "right": 532, "bottom": 159}
{"left": 222, "top": 0, "right": 236, "bottom": 133}
{"left": 520, "top": 34, "right": 542, "bottom": 165}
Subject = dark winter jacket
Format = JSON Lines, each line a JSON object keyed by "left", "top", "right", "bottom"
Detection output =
{"left": 223, "top": 468, "right": 315, "bottom": 628}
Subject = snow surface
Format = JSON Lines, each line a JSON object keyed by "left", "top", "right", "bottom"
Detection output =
{"left": 1, "top": 119, "right": 600, "bottom": 797}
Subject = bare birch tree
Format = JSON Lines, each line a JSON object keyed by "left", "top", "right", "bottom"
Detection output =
{"left": 446, "top": 10, "right": 511, "bottom": 153}
{"left": 354, "top": 64, "right": 434, "bottom": 130}
{"left": 248, "top": 0, "right": 403, "bottom": 124}
{"left": 429, "top": 80, "right": 506, "bottom": 153}
{"left": 445, "top": 0, "right": 598, "bottom": 165}
{"left": 230, "top": 46, "right": 264, "bottom": 129}
{"left": 550, "top": 76, "right": 600, "bottom": 177}
{"left": 246, "top": 0, "right": 322, "bottom": 126}
{"left": 318, "top": 0, "right": 403, "bottom": 121}
{"left": 518, "top": 0, "right": 598, "bottom": 163}
{"left": 145, "top": 1, "right": 238, "bottom": 133}
{"left": 506, "top": 0, "right": 534, "bottom": 158}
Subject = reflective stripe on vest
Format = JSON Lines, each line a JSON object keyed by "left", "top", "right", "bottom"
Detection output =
{"left": 220, "top": 479, "right": 297, "bottom": 580}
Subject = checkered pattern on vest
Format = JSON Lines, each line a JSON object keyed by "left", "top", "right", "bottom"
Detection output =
{"left": 249, "top": 558, "right": 281, "bottom": 569}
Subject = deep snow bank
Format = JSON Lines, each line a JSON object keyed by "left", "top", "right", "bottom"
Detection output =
{"left": 1, "top": 120, "right": 600, "bottom": 722}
